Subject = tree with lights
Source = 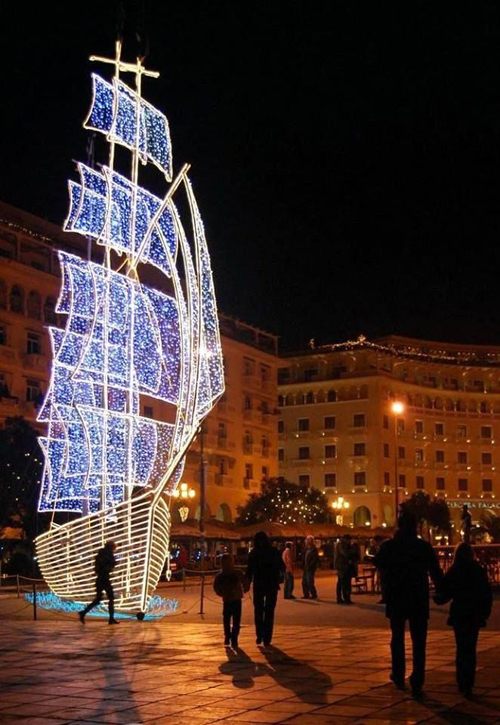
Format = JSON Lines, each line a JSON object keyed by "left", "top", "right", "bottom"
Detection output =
{"left": 236, "top": 477, "right": 331, "bottom": 525}
{"left": 0, "top": 417, "right": 44, "bottom": 540}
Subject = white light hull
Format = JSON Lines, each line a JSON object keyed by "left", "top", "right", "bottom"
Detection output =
{"left": 35, "top": 491, "right": 170, "bottom": 614}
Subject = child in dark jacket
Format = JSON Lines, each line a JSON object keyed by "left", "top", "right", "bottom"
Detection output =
{"left": 213, "top": 554, "right": 248, "bottom": 648}
{"left": 434, "top": 543, "right": 493, "bottom": 696}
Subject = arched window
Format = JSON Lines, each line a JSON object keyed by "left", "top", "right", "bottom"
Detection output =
{"left": 0, "top": 279, "right": 6, "bottom": 309}
{"left": 306, "top": 391, "right": 314, "bottom": 404}
{"left": 216, "top": 503, "right": 232, "bottom": 524}
{"left": 10, "top": 285, "right": 24, "bottom": 314}
{"left": 44, "top": 296, "right": 57, "bottom": 324}
{"left": 327, "top": 389, "right": 337, "bottom": 402}
{"left": 353, "top": 505, "right": 371, "bottom": 527}
{"left": 27, "top": 290, "right": 42, "bottom": 320}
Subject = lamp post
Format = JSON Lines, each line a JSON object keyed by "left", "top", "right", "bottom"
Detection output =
{"left": 391, "top": 400, "right": 405, "bottom": 524}
{"left": 331, "top": 496, "right": 350, "bottom": 525}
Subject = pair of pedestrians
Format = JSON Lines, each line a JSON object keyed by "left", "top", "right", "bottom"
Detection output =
{"left": 375, "top": 510, "right": 492, "bottom": 697}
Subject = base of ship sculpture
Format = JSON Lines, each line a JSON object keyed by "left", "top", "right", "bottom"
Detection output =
{"left": 24, "top": 591, "right": 179, "bottom": 620}
{"left": 35, "top": 490, "right": 171, "bottom": 615}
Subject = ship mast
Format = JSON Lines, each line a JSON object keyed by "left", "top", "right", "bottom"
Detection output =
{"left": 89, "top": 42, "right": 160, "bottom": 515}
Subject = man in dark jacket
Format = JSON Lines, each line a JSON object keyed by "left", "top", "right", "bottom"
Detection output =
{"left": 374, "top": 510, "right": 443, "bottom": 696}
{"left": 302, "top": 535, "right": 319, "bottom": 599}
{"left": 79, "top": 541, "right": 119, "bottom": 625}
{"left": 246, "top": 531, "right": 285, "bottom": 646}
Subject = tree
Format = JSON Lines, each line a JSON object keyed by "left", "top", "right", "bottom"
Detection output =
{"left": 0, "top": 417, "right": 44, "bottom": 540}
{"left": 479, "top": 511, "right": 500, "bottom": 543}
{"left": 236, "top": 478, "right": 331, "bottom": 525}
{"left": 402, "top": 492, "right": 451, "bottom": 538}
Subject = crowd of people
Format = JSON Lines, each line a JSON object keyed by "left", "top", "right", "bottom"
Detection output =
{"left": 81, "top": 509, "right": 494, "bottom": 699}
{"left": 211, "top": 510, "right": 493, "bottom": 699}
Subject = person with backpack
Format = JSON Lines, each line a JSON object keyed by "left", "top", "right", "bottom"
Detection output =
{"left": 79, "top": 541, "right": 119, "bottom": 625}
{"left": 213, "top": 553, "right": 249, "bottom": 648}
{"left": 434, "top": 543, "right": 492, "bottom": 696}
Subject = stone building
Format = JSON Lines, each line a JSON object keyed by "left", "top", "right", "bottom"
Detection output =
{"left": 0, "top": 201, "right": 279, "bottom": 525}
{"left": 278, "top": 336, "right": 500, "bottom": 529}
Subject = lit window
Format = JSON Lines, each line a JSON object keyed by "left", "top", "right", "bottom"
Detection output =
{"left": 436, "top": 477, "right": 445, "bottom": 491}
{"left": 27, "top": 332, "right": 41, "bottom": 355}
{"left": 324, "top": 473, "right": 336, "bottom": 488}
{"left": 354, "top": 472, "right": 366, "bottom": 487}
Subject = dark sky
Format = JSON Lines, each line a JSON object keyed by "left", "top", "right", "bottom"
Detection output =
{"left": 2, "top": 2, "right": 500, "bottom": 351}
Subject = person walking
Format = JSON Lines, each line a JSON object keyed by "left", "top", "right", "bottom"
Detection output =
{"left": 79, "top": 541, "right": 119, "bottom": 625}
{"left": 335, "top": 534, "right": 357, "bottom": 604}
{"left": 302, "top": 535, "right": 319, "bottom": 599}
{"left": 434, "top": 543, "right": 492, "bottom": 696}
{"left": 374, "top": 510, "right": 443, "bottom": 697}
{"left": 282, "top": 541, "right": 295, "bottom": 599}
{"left": 213, "top": 553, "right": 248, "bottom": 648}
{"left": 246, "top": 531, "right": 284, "bottom": 646}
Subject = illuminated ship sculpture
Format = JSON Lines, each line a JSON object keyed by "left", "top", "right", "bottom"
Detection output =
{"left": 35, "top": 43, "right": 224, "bottom": 617}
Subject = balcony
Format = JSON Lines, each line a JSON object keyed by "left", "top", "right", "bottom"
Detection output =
{"left": 243, "top": 409, "right": 262, "bottom": 424}
{"left": 291, "top": 458, "right": 312, "bottom": 467}
{"left": 217, "top": 437, "right": 235, "bottom": 451}
{"left": 215, "top": 473, "right": 233, "bottom": 487}
{"left": 243, "top": 443, "right": 262, "bottom": 456}
{"left": 243, "top": 478, "right": 259, "bottom": 490}
{"left": 21, "top": 353, "right": 48, "bottom": 372}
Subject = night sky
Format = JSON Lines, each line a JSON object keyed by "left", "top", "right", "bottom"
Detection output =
{"left": 2, "top": 2, "right": 500, "bottom": 351}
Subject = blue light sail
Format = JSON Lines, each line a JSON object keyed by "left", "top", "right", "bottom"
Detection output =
{"left": 64, "top": 164, "right": 177, "bottom": 277}
{"left": 85, "top": 74, "right": 173, "bottom": 180}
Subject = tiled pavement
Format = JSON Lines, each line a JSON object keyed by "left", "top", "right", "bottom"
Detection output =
{"left": 1, "top": 621, "right": 500, "bottom": 725}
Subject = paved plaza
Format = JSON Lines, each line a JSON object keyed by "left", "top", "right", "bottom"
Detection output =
{"left": 1, "top": 608, "right": 500, "bottom": 725}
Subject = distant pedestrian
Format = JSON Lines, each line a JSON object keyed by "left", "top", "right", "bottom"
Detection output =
{"left": 461, "top": 505, "right": 472, "bottom": 544}
{"left": 79, "top": 541, "right": 119, "bottom": 625}
{"left": 213, "top": 553, "right": 249, "bottom": 648}
{"left": 335, "top": 534, "right": 358, "bottom": 604}
{"left": 302, "top": 535, "right": 319, "bottom": 599}
{"left": 434, "top": 543, "right": 492, "bottom": 696}
{"left": 282, "top": 541, "right": 295, "bottom": 599}
{"left": 246, "top": 531, "right": 285, "bottom": 646}
{"left": 374, "top": 510, "right": 443, "bottom": 697}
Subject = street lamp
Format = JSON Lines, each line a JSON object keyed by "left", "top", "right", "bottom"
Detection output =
{"left": 332, "top": 496, "right": 350, "bottom": 525}
{"left": 172, "top": 483, "right": 196, "bottom": 500}
{"left": 391, "top": 400, "right": 405, "bottom": 523}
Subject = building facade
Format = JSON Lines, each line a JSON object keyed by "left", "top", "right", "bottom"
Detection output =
{"left": 0, "top": 201, "right": 279, "bottom": 526}
{"left": 278, "top": 336, "right": 500, "bottom": 529}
